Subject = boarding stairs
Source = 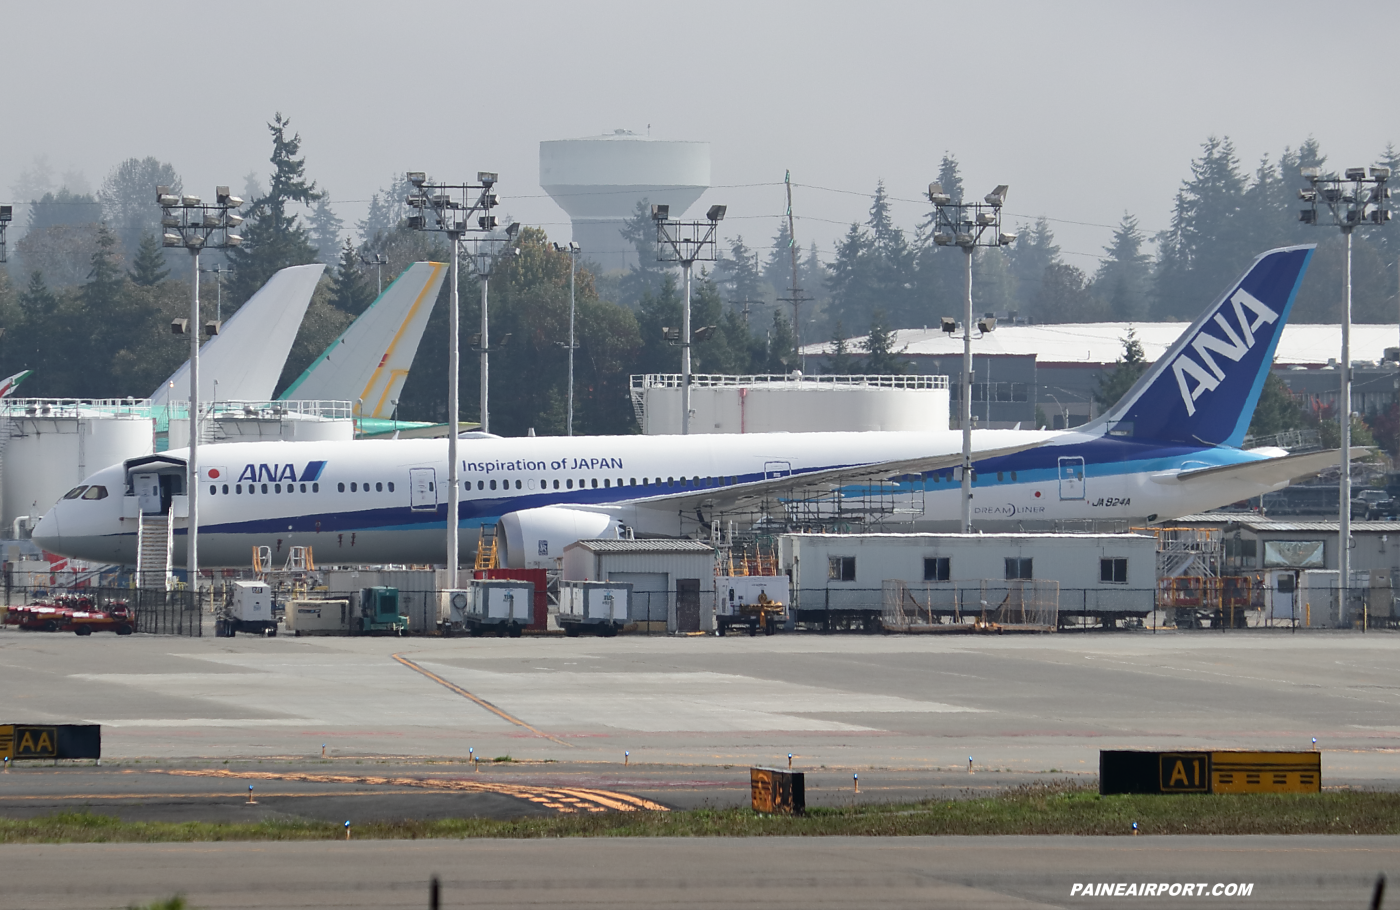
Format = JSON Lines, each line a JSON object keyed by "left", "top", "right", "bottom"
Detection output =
{"left": 474, "top": 526, "right": 498, "bottom": 570}
{"left": 136, "top": 511, "right": 174, "bottom": 591}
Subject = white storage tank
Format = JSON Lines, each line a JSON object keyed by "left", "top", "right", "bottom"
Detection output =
{"left": 631, "top": 374, "right": 949, "bottom": 434}
{"left": 1, "top": 401, "right": 154, "bottom": 537}
{"left": 540, "top": 131, "right": 710, "bottom": 273}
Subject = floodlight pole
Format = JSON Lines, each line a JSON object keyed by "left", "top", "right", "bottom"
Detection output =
{"left": 158, "top": 186, "right": 244, "bottom": 592}
{"left": 1298, "top": 164, "right": 1391, "bottom": 627}
{"left": 359, "top": 252, "right": 388, "bottom": 296}
{"left": 0, "top": 204, "right": 12, "bottom": 263}
{"left": 403, "top": 172, "right": 499, "bottom": 584}
{"left": 928, "top": 182, "right": 1014, "bottom": 532}
{"left": 655, "top": 206, "right": 725, "bottom": 435}
{"left": 567, "top": 244, "right": 578, "bottom": 436}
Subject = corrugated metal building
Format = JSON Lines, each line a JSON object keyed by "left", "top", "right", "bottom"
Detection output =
{"left": 325, "top": 568, "right": 439, "bottom": 633}
{"left": 562, "top": 538, "right": 716, "bottom": 633}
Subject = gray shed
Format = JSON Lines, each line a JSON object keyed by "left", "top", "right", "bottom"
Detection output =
{"left": 562, "top": 538, "right": 717, "bottom": 633}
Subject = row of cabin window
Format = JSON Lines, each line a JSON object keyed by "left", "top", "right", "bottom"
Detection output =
{"left": 471, "top": 476, "right": 739, "bottom": 492}
{"left": 929, "top": 471, "right": 1020, "bottom": 483}
{"left": 209, "top": 482, "right": 327, "bottom": 495}
{"left": 828, "top": 556, "right": 1130, "bottom": 584}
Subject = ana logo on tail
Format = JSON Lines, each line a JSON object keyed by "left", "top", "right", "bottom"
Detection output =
{"left": 1171, "top": 288, "right": 1279, "bottom": 416}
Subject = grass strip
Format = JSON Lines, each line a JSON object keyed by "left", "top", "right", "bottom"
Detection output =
{"left": 4, "top": 784, "right": 1400, "bottom": 843}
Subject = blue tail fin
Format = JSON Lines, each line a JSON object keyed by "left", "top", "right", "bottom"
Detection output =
{"left": 1088, "top": 244, "right": 1314, "bottom": 447}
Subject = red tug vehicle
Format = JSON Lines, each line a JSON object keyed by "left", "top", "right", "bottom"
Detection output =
{"left": 4, "top": 594, "right": 134, "bottom": 636}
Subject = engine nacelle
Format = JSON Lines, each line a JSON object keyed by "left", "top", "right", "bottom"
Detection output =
{"left": 498, "top": 506, "right": 621, "bottom": 569}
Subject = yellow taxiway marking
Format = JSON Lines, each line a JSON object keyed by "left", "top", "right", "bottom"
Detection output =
{"left": 391, "top": 652, "right": 571, "bottom": 747}
{"left": 163, "top": 769, "right": 669, "bottom": 814}
{"left": 0, "top": 791, "right": 433, "bottom": 800}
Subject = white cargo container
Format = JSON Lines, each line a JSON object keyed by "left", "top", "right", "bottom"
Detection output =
{"left": 558, "top": 581, "right": 632, "bottom": 637}
{"left": 285, "top": 598, "right": 350, "bottom": 636}
{"left": 461, "top": 579, "right": 532, "bottom": 637}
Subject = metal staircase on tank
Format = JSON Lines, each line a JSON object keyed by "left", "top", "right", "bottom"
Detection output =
{"left": 474, "top": 526, "right": 498, "bottom": 571}
{"left": 136, "top": 511, "right": 174, "bottom": 591}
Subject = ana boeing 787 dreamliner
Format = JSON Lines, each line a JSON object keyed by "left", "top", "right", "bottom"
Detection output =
{"left": 35, "top": 244, "right": 1340, "bottom": 569}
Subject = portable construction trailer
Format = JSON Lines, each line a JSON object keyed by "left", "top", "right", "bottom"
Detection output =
{"left": 558, "top": 581, "right": 632, "bottom": 636}
{"left": 779, "top": 532, "right": 1157, "bottom": 631}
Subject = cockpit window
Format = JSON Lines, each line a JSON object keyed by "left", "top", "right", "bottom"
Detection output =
{"left": 81, "top": 486, "right": 108, "bottom": 500}
{"left": 63, "top": 486, "right": 88, "bottom": 500}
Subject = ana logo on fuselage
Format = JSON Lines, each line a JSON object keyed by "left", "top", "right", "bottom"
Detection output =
{"left": 236, "top": 460, "right": 327, "bottom": 484}
{"left": 1171, "top": 288, "right": 1279, "bottom": 416}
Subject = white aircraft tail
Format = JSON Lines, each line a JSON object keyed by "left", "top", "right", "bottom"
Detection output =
{"left": 151, "top": 264, "right": 325, "bottom": 406}
{"left": 278, "top": 261, "right": 447, "bottom": 417}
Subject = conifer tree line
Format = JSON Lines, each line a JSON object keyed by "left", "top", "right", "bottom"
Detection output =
{"left": 1, "top": 123, "right": 1396, "bottom": 434}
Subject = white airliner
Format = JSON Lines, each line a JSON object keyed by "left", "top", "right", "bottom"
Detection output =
{"left": 34, "top": 244, "right": 1349, "bottom": 570}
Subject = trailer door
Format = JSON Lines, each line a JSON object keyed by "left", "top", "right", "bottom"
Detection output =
{"left": 409, "top": 468, "right": 437, "bottom": 511}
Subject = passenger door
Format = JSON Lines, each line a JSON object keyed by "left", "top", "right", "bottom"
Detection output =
{"left": 409, "top": 468, "right": 437, "bottom": 511}
{"left": 134, "top": 473, "right": 161, "bottom": 513}
{"left": 764, "top": 461, "right": 792, "bottom": 480}
{"left": 1057, "top": 456, "right": 1085, "bottom": 501}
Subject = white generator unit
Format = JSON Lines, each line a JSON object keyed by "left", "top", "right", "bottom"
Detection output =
{"left": 217, "top": 580, "right": 277, "bottom": 637}
{"left": 457, "top": 580, "right": 533, "bottom": 637}
{"left": 285, "top": 599, "right": 350, "bottom": 636}
{"left": 558, "top": 581, "right": 632, "bottom": 637}
{"left": 716, "top": 575, "right": 789, "bottom": 636}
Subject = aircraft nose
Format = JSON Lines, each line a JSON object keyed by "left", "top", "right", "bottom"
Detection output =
{"left": 31, "top": 508, "right": 60, "bottom": 549}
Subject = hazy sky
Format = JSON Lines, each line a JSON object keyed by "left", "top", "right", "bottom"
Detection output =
{"left": 5, "top": 0, "right": 1398, "bottom": 270}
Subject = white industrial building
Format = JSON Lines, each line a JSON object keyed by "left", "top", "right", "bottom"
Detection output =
{"left": 779, "top": 532, "right": 1158, "bottom": 629}
{"left": 562, "top": 538, "right": 716, "bottom": 633}
{"left": 630, "top": 373, "right": 949, "bottom": 434}
{"left": 540, "top": 131, "right": 710, "bottom": 273}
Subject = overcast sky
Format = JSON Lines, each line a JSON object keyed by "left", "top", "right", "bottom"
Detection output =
{"left": 5, "top": 0, "right": 1398, "bottom": 269}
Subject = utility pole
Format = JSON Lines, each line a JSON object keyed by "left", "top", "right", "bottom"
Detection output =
{"left": 927, "top": 181, "right": 1015, "bottom": 532}
{"left": 778, "top": 171, "right": 810, "bottom": 371}
{"left": 1299, "top": 163, "right": 1391, "bottom": 627}
{"left": 471, "top": 221, "right": 521, "bottom": 435}
{"left": 198, "top": 264, "right": 231, "bottom": 323}
{"left": 553, "top": 241, "right": 581, "bottom": 435}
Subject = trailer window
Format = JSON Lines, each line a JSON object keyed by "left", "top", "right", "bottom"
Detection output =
{"left": 63, "top": 486, "right": 88, "bottom": 500}
{"left": 828, "top": 556, "right": 856, "bottom": 582}
{"left": 1100, "top": 557, "right": 1128, "bottom": 584}
{"left": 924, "top": 557, "right": 950, "bottom": 582}
{"left": 1005, "top": 557, "right": 1033, "bottom": 580}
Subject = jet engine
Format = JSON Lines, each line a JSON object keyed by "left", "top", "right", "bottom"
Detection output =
{"left": 497, "top": 506, "right": 621, "bottom": 569}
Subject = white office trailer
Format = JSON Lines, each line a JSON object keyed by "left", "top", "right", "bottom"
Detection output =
{"left": 778, "top": 532, "right": 1157, "bottom": 631}
{"left": 561, "top": 538, "right": 716, "bottom": 633}
{"left": 558, "top": 580, "right": 633, "bottom": 636}
{"left": 630, "top": 374, "right": 950, "bottom": 435}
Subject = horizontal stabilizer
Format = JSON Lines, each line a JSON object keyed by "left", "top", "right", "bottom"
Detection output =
{"left": 1169, "top": 448, "right": 1370, "bottom": 486}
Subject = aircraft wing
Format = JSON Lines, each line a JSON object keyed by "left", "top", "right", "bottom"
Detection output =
{"left": 612, "top": 440, "right": 1049, "bottom": 516}
{"left": 1172, "top": 448, "right": 1370, "bottom": 486}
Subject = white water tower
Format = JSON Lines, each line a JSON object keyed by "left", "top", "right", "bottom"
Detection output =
{"left": 540, "top": 130, "right": 710, "bottom": 272}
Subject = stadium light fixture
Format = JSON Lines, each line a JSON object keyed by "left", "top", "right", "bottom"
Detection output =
{"left": 654, "top": 204, "right": 727, "bottom": 433}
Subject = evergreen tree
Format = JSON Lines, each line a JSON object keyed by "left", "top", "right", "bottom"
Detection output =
{"left": 1005, "top": 217, "right": 1061, "bottom": 318}
{"left": 128, "top": 233, "right": 170, "bottom": 286}
{"left": 1151, "top": 136, "right": 1250, "bottom": 319}
{"left": 1090, "top": 214, "right": 1151, "bottom": 320}
{"left": 715, "top": 235, "right": 765, "bottom": 315}
{"left": 763, "top": 310, "right": 798, "bottom": 373}
{"left": 226, "top": 113, "right": 324, "bottom": 307}
{"left": 1248, "top": 373, "right": 1310, "bottom": 438}
{"left": 308, "top": 196, "right": 345, "bottom": 264}
{"left": 18, "top": 270, "right": 55, "bottom": 319}
{"left": 329, "top": 238, "right": 374, "bottom": 316}
{"left": 1034, "top": 262, "right": 1106, "bottom": 323}
{"left": 763, "top": 217, "right": 795, "bottom": 291}
{"left": 824, "top": 320, "right": 857, "bottom": 373}
{"left": 860, "top": 309, "right": 906, "bottom": 374}
{"left": 1093, "top": 329, "right": 1147, "bottom": 410}
{"left": 617, "top": 199, "right": 669, "bottom": 308}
